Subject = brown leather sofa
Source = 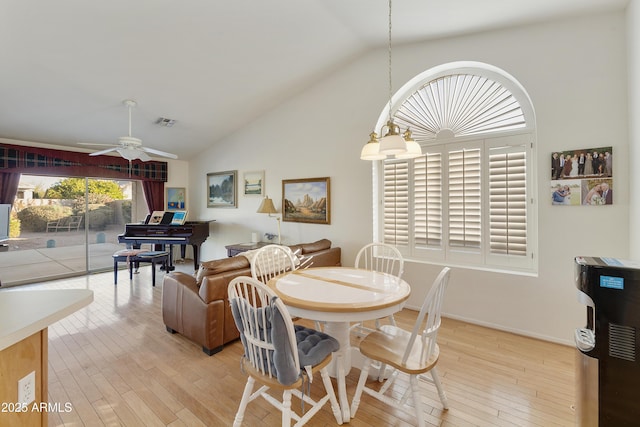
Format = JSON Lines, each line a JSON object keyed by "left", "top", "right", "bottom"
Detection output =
{"left": 162, "top": 239, "right": 341, "bottom": 355}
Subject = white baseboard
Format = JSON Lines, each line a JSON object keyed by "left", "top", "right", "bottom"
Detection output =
{"left": 403, "top": 304, "right": 573, "bottom": 347}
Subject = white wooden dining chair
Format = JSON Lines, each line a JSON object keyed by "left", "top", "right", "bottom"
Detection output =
{"left": 251, "top": 244, "right": 324, "bottom": 329}
{"left": 228, "top": 276, "right": 343, "bottom": 426}
{"left": 350, "top": 267, "right": 451, "bottom": 427}
{"left": 353, "top": 242, "right": 404, "bottom": 332}
{"left": 250, "top": 244, "right": 298, "bottom": 284}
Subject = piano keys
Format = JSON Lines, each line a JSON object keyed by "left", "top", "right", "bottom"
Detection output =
{"left": 118, "top": 221, "right": 211, "bottom": 271}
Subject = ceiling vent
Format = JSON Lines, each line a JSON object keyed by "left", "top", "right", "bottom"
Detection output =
{"left": 156, "top": 117, "right": 176, "bottom": 127}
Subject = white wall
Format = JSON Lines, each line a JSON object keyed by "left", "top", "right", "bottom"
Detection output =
{"left": 189, "top": 11, "right": 628, "bottom": 344}
{"left": 629, "top": 2, "right": 640, "bottom": 259}
{"left": 165, "top": 159, "right": 189, "bottom": 208}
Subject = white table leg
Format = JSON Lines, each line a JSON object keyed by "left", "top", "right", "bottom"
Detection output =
{"left": 323, "top": 321, "right": 351, "bottom": 420}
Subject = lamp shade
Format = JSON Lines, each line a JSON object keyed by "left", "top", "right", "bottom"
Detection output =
{"left": 378, "top": 120, "right": 407, "bottom": 155}
{"left": 379, "top": 134, "right": 407, "bottom": 155}
{"left": 396, "top": 141, "right": 422, "bottom": 159}
{"left": 395, "top": 130, "right": 422, "bottom": 159}
{"left": 360, "top": 132, "right": 386, "bottom": 161}
{"left": 257, "top": 197, "right": 278, "bottom": 214}
{"left": 395, "top": 139, "right": 422, "bottom": 159}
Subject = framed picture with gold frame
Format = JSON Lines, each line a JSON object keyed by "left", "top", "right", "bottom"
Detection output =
{"left": 282, "top": 177, "right": 330, "bottom": 224}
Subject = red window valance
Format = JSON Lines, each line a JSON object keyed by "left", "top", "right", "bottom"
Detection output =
{"left": 0, "top": 143, "right": 167, "bottom": 182}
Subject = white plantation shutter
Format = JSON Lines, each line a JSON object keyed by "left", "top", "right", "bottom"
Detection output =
{"left": 448, "top": 148, "right": 481, "bottom": 249}
{"left": 383, "top": 161, "right": 409, "bottom": 246}
{"left": 489, "top": 147, "right": 527, "bottom": 256}
{"left": 377, "top": 67, "right": 535, "bottom": 272}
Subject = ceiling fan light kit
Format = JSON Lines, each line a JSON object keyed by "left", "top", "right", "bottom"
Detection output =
{"left": 79, "top": 99, "right": 178, "bottom": 161}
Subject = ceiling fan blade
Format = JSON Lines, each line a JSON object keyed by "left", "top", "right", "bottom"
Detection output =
{"left": 142, "top": 146, "right": 178, "bottom": 159}
{"left": 137, "top": 151, "right": 152, "bottom": 161}
{"left": 89, "top": 147, "right": 120, "bottom": 156}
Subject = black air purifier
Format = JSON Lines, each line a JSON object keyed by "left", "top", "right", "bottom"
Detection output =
{"left": 575, "top": 256, "right": 640, "bottom": 426}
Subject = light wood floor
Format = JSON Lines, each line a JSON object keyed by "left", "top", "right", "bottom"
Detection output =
{"left": 13, "top": 266, "right": 576, "bottom": 426}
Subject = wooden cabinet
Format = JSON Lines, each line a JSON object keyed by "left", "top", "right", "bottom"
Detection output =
{"left": 0, "top": 330, "right": 47, "bottom": 426}
{"left": 0, "top": 289, "right": 93, "bottom": 426}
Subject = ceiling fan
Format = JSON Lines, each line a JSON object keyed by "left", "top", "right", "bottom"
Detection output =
{"left": 79, "top": 99, "right": 178, "bottom": 161}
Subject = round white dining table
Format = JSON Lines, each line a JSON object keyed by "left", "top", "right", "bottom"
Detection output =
{"left": 268, "top": 266, "right": 411, "bottom": 420}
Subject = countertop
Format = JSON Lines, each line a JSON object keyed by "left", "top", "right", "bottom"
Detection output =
{"left": 0, "top": 288, "right": 94, "bottom": 351}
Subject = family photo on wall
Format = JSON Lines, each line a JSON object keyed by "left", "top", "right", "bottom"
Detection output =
{"left": 550, "top": 146, "right": 613, "bottom": 206}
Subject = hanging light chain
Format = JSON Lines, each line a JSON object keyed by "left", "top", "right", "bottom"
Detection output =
{"left": 387, "top": 0, "right": 394, "bottom": 123}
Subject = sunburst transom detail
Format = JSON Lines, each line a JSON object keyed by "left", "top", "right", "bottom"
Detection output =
{"left": 394, "top": 74, "right": 526, "bottom": 143}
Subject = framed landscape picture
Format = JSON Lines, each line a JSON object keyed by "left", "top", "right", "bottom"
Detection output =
{"left": 166, "top": 187, "right": 186, "bottom": 210}
{"left": 282, "top": 177, "right": 330, "bottom": 224}
{"left": 207, "top": 170, "right": 237, "bottom": 208}
{"left": 243, "top": 170, "right": 264, "bottom": 196}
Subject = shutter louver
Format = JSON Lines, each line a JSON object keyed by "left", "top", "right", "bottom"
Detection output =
{"left": 414, "top": 153, "right": 442, "bottom": 247}
{"left": 448, "top": 148, "right": 481, "bottom": 248}
{"left": 414, "top": 157, "right": 427, "bottom": 246}
{"left": 489, "top": 149, "right": 527, "bottom": 256}
{"left": 383, "top": 161, "right": 409, "bottom": 246}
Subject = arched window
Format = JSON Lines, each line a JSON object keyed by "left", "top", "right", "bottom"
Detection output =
{"left": 374, "top": 62, "right": 537, "bottom": 273}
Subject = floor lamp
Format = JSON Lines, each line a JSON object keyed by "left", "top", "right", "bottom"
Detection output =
{"left": 257, "top": 196, "right": 281, "bottom": 245}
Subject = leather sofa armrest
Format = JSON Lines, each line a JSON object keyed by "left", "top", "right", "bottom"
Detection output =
{"left": 162, "top": 272, "right": 229, "bottom": 353}
{"left": 199, "top": 275, "right": 232, "bottom": 304}
{"left": 164, "top": 272, "right": 199, "bottom": 293}
{"left": 162, "top": 272, "right": 204, "bottom": 334}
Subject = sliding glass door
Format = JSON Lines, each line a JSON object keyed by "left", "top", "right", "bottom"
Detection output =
{"left": 86, "top": 178, "right": 134, "bottom": 271}
{"left": 4, "top": 175, "right": 136, "bottom": 286}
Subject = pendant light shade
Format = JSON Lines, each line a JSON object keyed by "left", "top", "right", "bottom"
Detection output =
{"left": 378, "top": 120, "right": 407, "bottom": 155}
{"left": 360, "top": 132, "right": 386, "bottom": 160}
{"left": 395, "top": 129, "right": 422, "bottom": 159}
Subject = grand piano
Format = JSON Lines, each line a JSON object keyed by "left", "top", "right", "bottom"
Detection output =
{"left": 118, "top": 221, "right": 211, "bottom": 271}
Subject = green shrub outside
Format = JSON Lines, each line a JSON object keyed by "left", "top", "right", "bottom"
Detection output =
{"left": 16, "top": 205, "right": 72, "bottom": 232}
{"left": 119, "top": 200, "right": 132, "bottom": 223}
{"left": 71, "top": 194, "right": 114, "bottom": 212}
{"left": 86, "top": 206, "right": 113, "bottom": 230}
{"left": 71, "top": 194, "right": 119, "bottom": 230}
{"left": 9, "top": 214, "right": 20, "bottom": 238}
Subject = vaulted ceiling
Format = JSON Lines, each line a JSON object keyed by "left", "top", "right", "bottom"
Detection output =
{"left": 0, "top": 0, "right": 628, "bottom": 160}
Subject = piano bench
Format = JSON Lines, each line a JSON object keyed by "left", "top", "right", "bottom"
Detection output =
{"left": 112, "top": 249, "right": 170, "bottom": 286}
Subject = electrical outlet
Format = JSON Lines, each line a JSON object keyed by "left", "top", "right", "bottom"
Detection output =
{"left": 18, "top": 371, "right": 35, "bottom": 405}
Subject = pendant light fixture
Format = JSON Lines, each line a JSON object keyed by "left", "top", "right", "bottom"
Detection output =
{"left": 360, "top": 0, "right": 422, "bottom": 161}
